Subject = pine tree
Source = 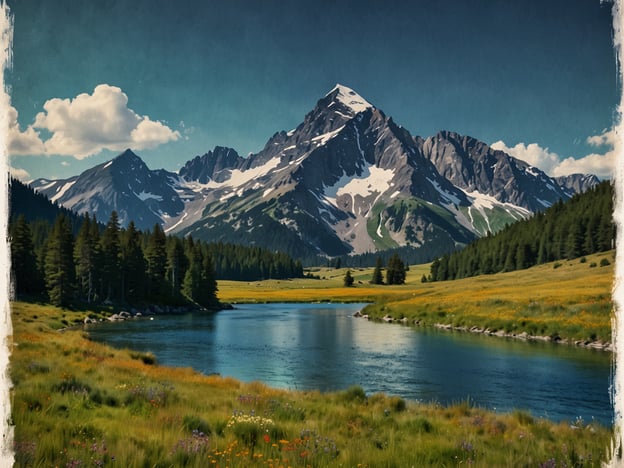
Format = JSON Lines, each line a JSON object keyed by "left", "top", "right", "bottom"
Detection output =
{"left": 100, "top": 211, "right": 122, "bottom": 301}
{"left": 565, "top": 222, "right": 583, "bottom": 260}
{"left": 120, "top": 221, "right": 147, "bottom": 303}
{"left": 44, "top": 214, "right": 76, "bottom": 307}
{"left": 343, "top": 270, "right": 354, "bottom": 287}
{"left": 386, "top": 254, "right": 406, "bottom": 285}
{"left": 145, "top": 224, "right": 168, "bottom": 300}
{"left": 10, "top": 215, "right": 41, "bottom": 295}
{"left": 74, "top": 214, "right": 100, "bottom": 303}
{"left": 371, "top": 257, "right": 384, "bottom": 284}
{"left": 166, "top": 237, "right": 186, "bottom": 302}
{"left": 199, "top": 245, "right": 219, "bottom": 308}
{"left": 182, "top": 243, "right": 218, "bottom": 308}
{"left": 182, "top": 245, "right": 203, "bottom": 303}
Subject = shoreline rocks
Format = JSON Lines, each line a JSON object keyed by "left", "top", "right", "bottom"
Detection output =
{"left": 353, "top": 312, "right": 612, "bottom": 352}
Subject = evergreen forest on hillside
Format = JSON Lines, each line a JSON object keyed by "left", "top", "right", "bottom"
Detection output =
{"left": 428, "top": 181, "right": 615, "bottom": 281}
{"left": 9, "top": 210, "right": 304, "bottom": 309}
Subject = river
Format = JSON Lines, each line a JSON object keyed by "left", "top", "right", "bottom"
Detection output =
{"left": 87, "top": 303, "right": 613, "bottom": 426}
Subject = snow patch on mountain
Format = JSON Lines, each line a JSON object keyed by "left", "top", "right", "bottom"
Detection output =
{"left": 50, "top": 180, "right": 76, "bottom": 203}
{"left": 426, "top": 177, "right": 461, "bottom": 205}
{"left": 336, "top": 165, "right": 395, "bottom": 199}
{"left": 205, "top": 156, "right": 281, "bottom": 189}
{"left": 328, "top": 84, "right": 373, "bottom": 114}
{"left": 311, "top": 125, "right": 345, "bottom": 146}
{"left": 135, "top": 191, "right": 163, "bottom": 202}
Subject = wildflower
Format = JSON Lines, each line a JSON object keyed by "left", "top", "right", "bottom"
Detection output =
{"left": 264, "top": 434, "right": 271, "bottom": 443}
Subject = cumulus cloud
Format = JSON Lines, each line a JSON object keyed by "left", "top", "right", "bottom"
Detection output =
{"left": 490, "top": 140, "right": 561, "bottom": 175}
{"left": 9, "top": 84, "right": 180, "bottom": 159}
{"left": 491, "top": 128, "right": 616, "bottom": 179}
{"left": 7, "top": 106, "right": 46, "bottom": 155}
{"left": 9, "top": 166, "right": 31, "bottom": 181}
{"left": 586, "top": 128, "right": 616, "bottom": 147}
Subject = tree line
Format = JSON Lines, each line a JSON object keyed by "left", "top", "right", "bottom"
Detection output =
{"left": 428, "top": 180, "right": 615, "bottom": 282}
{"left": 10, "top": 211, "right": 304, "bottom": 308}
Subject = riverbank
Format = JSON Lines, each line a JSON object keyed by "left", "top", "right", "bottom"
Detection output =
{"left": 9, "top": 300, "right": 614, "bottom": 466}
{"left": 218, "top": 251, "right": 614, "bottom": 349}
{"left": 358, "top": 312, "right": 613, "bottom": 351}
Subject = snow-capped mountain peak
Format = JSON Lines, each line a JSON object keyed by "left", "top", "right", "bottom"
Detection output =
{"left": 31, "top": 85, "right": 600, "bottom": 262}
{"left": 326, "top": 83, "right": 373, "bottom": 115}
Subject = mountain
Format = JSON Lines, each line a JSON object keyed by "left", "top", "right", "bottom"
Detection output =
{"left": 9, "top": 178, "right": 84, "bottom": 232}
{"left": 555, "top": 174, "right": 601, "bottom": 194}
{"left": 31, "top": 149, "right": 186, "bottom": 230}
{"left": 429, "top": 180, "right": 614, "bottom": 281}
{"left": 422, "top": 131, "right": 574, "bottom": 212}
{"left": 178, "top": 146, "right": 244, "bottom": 183}
{"left": 172, "top": 84, "right": 479, "bottom": 259}
{"left": 30, "top": 84, "right": 600, "bottom": 262}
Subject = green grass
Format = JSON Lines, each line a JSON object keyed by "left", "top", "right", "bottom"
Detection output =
{"left": 10, "top": 290, "right": 615, "bottom": 466}
{"left": 219, "top": 252, "right": 614, "bottom": 344}
{"left": 366, "top": 203, "right": 400, "bottom": 251}
{"left": 362, "top": 251, "right": 614, "bottom": 343}
{"left": 8, "top": 252, "right": 616, "bottom": 466}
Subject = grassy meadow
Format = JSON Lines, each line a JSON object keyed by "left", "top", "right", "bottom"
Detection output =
{"left": 220, "top": 251, "right": 615, "bottom": 345}
{"left": 9, "top": 251, "right": 616, "bottom": 466}
{"left": 10, "top": 301, "right": 615, "bottom": 467}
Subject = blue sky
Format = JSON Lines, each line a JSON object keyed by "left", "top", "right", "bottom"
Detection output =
{"left": 6, "top": 0, "right": 619, "bottom": 181}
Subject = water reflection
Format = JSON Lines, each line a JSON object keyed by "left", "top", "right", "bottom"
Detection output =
{"left": 88, "top": 303, "right": 612, "bottom": 425}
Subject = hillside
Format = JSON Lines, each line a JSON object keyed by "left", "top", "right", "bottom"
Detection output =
{"left": 9, "top": 178, "right": 84, "bottom": 233}
{"left": 428, "top": 180, "right": 614, "bottom": 281}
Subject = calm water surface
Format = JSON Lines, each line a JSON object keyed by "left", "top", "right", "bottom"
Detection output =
{"left": 88, "top": 303, "right": 613, "bottom": 425}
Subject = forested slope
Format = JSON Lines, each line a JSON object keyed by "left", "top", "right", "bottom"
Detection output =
{"left": 429, "top": 181, "right": 614, "bottom": 281}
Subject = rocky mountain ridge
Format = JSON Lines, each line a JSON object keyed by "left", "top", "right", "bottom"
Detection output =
{"left": 32, "top": 84, "right": 599, "bottom": 261}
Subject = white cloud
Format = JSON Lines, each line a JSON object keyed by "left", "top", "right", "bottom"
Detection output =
{"left": 554, "top": 151, "right": 616, "bottom": 178}
{"left": 9, "top": 84, "right": 180, "bottom": 159}
{"left": 586, "top": 128, "right": 616, "bottom": 147}
{"left": 9, "top": 166, "right": 31, "bottom": 181}
{"left": 490, "top": 140, "right": 561, "bottom": 175}
{"left": 7, "top": 106, "right": 46, "bottom": 155}
{"left": 491, "top": 128, "right": 616, "bottom": 179}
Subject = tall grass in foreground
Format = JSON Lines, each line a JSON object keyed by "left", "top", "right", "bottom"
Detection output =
{"left": 9, "top": 301, "right": 613, "bottom": 467}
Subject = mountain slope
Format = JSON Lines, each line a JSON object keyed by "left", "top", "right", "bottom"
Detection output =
{"left": 9, "top": 178, "right": 84, "bottom": 232}
{"left": 429, "top": 180, "right": 614, "bottom": 281}
{"left": 30, "top": 84, "right": 600, "bottom": 262}
{"left": 32, "top": 149, "right": 185, "bottom": 230}
{"left": 172, "top": 85, "right": 478, "bottom": 258}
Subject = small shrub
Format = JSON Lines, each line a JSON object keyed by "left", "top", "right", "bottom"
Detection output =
{"left": 579, "top": 257, "right": 587, "bottom": 263}
{"left": 408, "top": 416, "right": 433, "bottom": 433}
{"left": 600, "top": 258, "right": 610, "bottom": 267}
{"left": 589, "top": 262, "right": 597, "bottom": 268}
{"left": 341, "top": 385, "right": 367, "bottom": 403}
{"left": 389, "top": 396, "right": 407, "bottom": 413}
{"left": 89, "top": 388, "right": 104, "bottom": 405}
{"left": 183, "top": 415, "right": 211, "bottom": 436}
{"left": 214, "top": 419, "right": 228, "bottom": 437}
{"left": 130, "top": 351, "right": 157, "bottom": 365}
{"left": 27, "top": 361, "right": 50, "bottom": 374}
{"left": 52, "top": 375, "right": 91, "bottom": 395}
{"left": 553, "top": 262, "right": 562, "bottom": 269}
{"left": 513, "top": 409, "right": 534, "bottom": 425}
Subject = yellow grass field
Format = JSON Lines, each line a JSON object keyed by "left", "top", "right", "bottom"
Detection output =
{"left": 219, "top": 251, "right": 615, "bottom": 343}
